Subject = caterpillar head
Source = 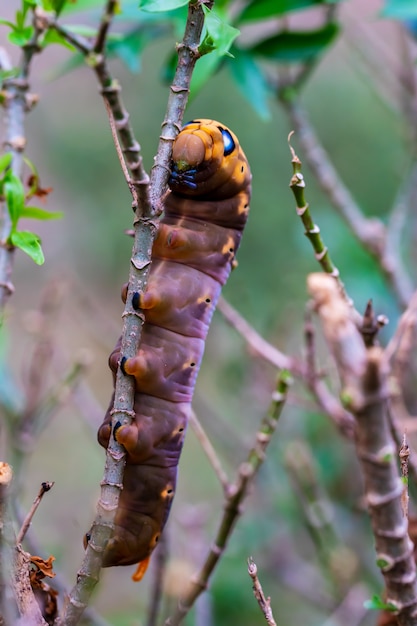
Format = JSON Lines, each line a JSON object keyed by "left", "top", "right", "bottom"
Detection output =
{"left": 169, "top": 119, "right": 251, "bottom": 200}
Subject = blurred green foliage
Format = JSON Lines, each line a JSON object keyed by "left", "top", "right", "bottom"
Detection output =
{"left": 1, "top": 0, "right": 415, "bottom": 625}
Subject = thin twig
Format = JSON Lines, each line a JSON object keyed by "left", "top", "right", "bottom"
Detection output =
{"left": 288, "top": 134, "right": 354, "bottom": 313}
{"left": 400, "top": 434, "right": 410, "bottom": 520}
{"left": 146, "top": 534, "right": 169, "bottom": 626}
{"left": 217, "top": 296, "right": 292, "bottom": 370}
{"left": 93, "top": 0, "right": 117, "bottom": 54}
{"left": 247, "top": 558, "right": 277, "bottom": 626}
{"left": 16, "top": 482, "right": 54, "bottom": 545}
{"left": 218, "top": 296, "right": 354, "bottom": 437}
{"left": 282, "top": 99, "right": 413, "bottom": 310}
{"left": 304, "top": 310, "right": 355, "bottom": 438}
{"left": 166, "top": 371, "right": 290, "bottom": 626}
{"left": 285, "top": 440, "right": 356, "bottom": 596}
{"left": 189, "top": 409, "right": 230, "bottom": 494}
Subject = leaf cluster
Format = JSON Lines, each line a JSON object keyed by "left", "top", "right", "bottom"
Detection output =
{"left": 0, "top": 156, "right": 61, "bottom": 265}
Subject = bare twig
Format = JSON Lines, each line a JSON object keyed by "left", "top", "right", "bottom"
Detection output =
{"left": 217, "top": 296, "right": 292, "bottom": 370}
{"left": 247, "top": 558, "right": 277, "bottom": 626}
{"left": 146, "top": 534, "right": 169, "bottom": 626}
{"left": 282, "top": 100, "right": 413, "bottom": 309}
{"left": 400, "top": 435, "right": 410, "bottom": 520}
{"left": 189, "top": 409, "right": 230, "bottom": 494}
{"left": 16, "top": 482, "right": 54, "bottom": 545}
{"left": 93, "top": 0, "right": 117, "bottom": 55}
{"left": 285, "top": 440, "right": 357, "bottom": 596}
{"left": 308, "top": 273, "right": 417, "bottom": 625}
{"left": 218, "top": 295, "right": 354, "bottom": 437}
{"left": 288, "top": 134, "right": 356, "bottom": 316}
{"left": 166, "top": 371, "right": 290, "bottom": 626}
{"left": 304, "top": 310, "right": 355, "bottom": 438}
{"left": 0, "top": 462, "right": 13, "bottom": 625}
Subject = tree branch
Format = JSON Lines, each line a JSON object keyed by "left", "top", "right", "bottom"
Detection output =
{"left": 308, "top": 273, "right": 417, "bottom": 625}
{"left": 58, "top": 2, "right": 208, "bottom": 624}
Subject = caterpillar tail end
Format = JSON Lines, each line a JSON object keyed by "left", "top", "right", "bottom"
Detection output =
{"left": 132, "top": 555, "right": 151, "bottom": 582}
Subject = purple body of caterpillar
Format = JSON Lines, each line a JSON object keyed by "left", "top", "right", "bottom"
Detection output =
{"left": 85, "top": 119, "right": 251, "bottom": 581}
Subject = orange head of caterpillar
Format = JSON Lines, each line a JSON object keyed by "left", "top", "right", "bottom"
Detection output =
{"left": 169, "top": 119, "right": 250, "bottom": 199}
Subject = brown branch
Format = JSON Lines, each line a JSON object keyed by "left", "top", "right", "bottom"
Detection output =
{"left": 58, "top": 3, "right": 208, "bottom": 624}
{"left": 308, "top": 273, "right": 417, "bottom": 625}
{"left": 166, "top": 371, "right": 290, "bottom": 626}
{"left": 247, "top": 558, "right": 277, "bottom": 626}
{"left": 0, "top": 462, "right": 13, "bottom": 625}
{"left": 14, "top": 545, "right": 48, "bottom": 626}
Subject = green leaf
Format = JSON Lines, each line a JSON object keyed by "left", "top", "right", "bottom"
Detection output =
{"left": 40, "top": 28, "right": 76, "bottom": 50}
{"left": 42, "top": 0, "right": 70, "bottom": 14}
{"left": 239, "top": 0, "right": 333, "bottom": 22}
{"left": 249, "top": 22, "right": 339, "bottom": 62}
{"left": 4, "top": 172, "right": 25, "bottom": 229}
{"left": 227, "top": 48, "right": 271, "bottom": 120}
{"left": 138, "top": 0, "right": 189, "bottom": 11}
{"left": 382, "top": 0, "right": 417, "bottom": 18}
{"left": 8, "top": 25, "right": 34, "bottom": 47}
{"left": 9, "top": 230, "right": 45, "bottom": 265}
{"left": 19, "top": 206, "right": 63, "bottom": 221}
{"left": 200, "top": 5, "right": 239, "bottom": 58}
{"left": 364, "top": 594, "right": 397, "bottom": 612}
{"left": 0, "top": 19, "right": 16, "bottom": 30}
{"left": 0, "top": 154, "right": 12, "bottom": 174}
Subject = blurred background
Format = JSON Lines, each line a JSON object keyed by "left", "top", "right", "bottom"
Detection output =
{"left": 1, "top": 0, "right": 415, "bottom": 624}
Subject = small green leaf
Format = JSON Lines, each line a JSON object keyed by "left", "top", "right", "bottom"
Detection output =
{"left": 0, "top": 154, "right": 12, "bottom": 174}
{"left": 201, "top": 5, "right": 239, "bottom": 58}
{"left": 364, "top": 594, "right": 397, "bottom": 612}
{"left": 0, "top": 19, "right": 16, "bottom": 30}
{"left": 138, "top": 0, "right": 189, "bottom": 11}
{"left": 8, "top": 25, "right": 34, "bottom": 47}
{"left": 238, "top": 0, "right": 339, "bottom": 22}
{"left": 4, "top": 172, "right": 25, "bottom": 229}
{"left": 382, "top": 0, "right": 417, "bottom": 19}
{"left": 42, "top": 0, "right": 70, "bottom": 14}
{"left": 227, "top": 48, "right": 271, "bottom": 120}
{"left": 9, "top": 230, "right": 45, "bottom": 265}
{"left": 19, "top": 206, "right": 63, "bottom": 221}
{"left": 249, "top": 22, "right": 339, "bottom": 62}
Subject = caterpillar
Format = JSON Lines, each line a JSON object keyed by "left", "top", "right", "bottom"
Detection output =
{"left": 86, "top": 119, "right": 251, "bottom": 581}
